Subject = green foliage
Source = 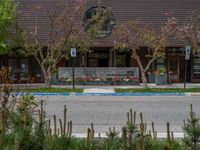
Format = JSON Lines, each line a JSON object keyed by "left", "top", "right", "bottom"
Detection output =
{"left": 45, "top": 135, "right": 74, "bottom": 150}
{"left": 1, "top": 90, "right": 200, "bottom": 150}
{"left": 18, "top": 87, "right": 83, "bottom": 93}
{"left": 8, "top": 95, "right": 37, "bottom": 150}
{"left": 182, "top": 104, "right": 200, "bottom": 150}
{"left": 0, "top": 0, "right": 16, "bottom": 54}
{"left": 115, "top": 88, "right": 200, "bottom": 93}
{"left": 86, "top": 4, "right": 114, "bottom": 38}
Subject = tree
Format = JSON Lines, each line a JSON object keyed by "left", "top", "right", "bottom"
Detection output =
{"left": 182, "top": 104, "right": 200, "bottom": 150}
{"left": 0, "top": 0, "right": 16, "bottom": 54}
{"left": 164, "top": 11, "right": 200, "bottom": 54}
{"left": 113, "top": 20, "right": 166, "bottom": 87}
{"left": 18, "top": 0, "right": 110, "bottom": 87}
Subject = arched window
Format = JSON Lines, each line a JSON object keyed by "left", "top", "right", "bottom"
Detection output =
{"left": 84, "top": 6, "right": 115, "bottom": 37}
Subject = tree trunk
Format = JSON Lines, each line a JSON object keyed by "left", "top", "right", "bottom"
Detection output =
{"left": 0, "top": 110, "right": 5, "bottom": 145}
{"left": 140, "top": 70, "right": 148, "bottom": 88}
{"left": 135, "top": 56, "right": 148, "bottom": 88}
{"left": 44, "top": 73, "right": 52, "bottom": 88}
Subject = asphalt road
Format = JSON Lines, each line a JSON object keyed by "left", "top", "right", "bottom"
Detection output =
{"left": 41, "top": 96, "right": 200, "bottom": 135}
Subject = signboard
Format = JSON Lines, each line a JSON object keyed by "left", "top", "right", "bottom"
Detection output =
{"left": 58, "top": 67, "right": 139, "bottom": 79}
{"left": 70, "top": 48, "right": 77, "bottom": 57}
{"left": 185, "top": 46, "right": 191, "bottom": 60}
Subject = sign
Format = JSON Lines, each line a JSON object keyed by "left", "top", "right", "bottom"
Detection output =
{"left": 58, "top": 67, "right": 139, "bottom": 79}
{"left": 185, "top": 46, "right": 191, "bottom": 54}
{"left": 185, "top": 46, "right": 191, "bottom": 60}
{"left": 70, "top": 48, "right": 77, "bottom": 57}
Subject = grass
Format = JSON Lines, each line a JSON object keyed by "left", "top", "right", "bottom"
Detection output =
{"left": 115, "top": 88, "right": 200, "bottom": 93}
{"left": 17, "top": 87, "right": 83, "bottom": 93}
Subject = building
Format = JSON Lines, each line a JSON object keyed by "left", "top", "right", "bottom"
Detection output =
{"left": 0, "top": 0, "right": 200, "bottom": 83}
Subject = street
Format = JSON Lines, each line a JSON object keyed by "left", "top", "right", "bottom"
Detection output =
{"left": 42, "top": 96, "right": 200, "bottom": 135}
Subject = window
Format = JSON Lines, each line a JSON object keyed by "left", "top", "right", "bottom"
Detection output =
{"left": 0, "top": 58, "right": 3, "bottom": 69}
{"left": 192, "top": 56, "right": 200, "bottom": 80}
{"left": 84, "top": 6, "right": 115, "bottom": 37}
{"left": 116, "top": 52, "right": 129, "bottom": 67}
{"left": 31, "top": 58, "right": 42, "bottom": 81}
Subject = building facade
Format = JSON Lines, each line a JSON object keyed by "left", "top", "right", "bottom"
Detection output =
{"left": 0, "top": 0, "right": 200, "bottom": 83}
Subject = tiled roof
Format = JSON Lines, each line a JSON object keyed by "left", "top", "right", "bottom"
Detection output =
{"left": 17, "top": 0, "right": 200, "bottom": 47}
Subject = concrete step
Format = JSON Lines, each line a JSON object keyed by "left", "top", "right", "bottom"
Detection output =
{"left": 83, "top": 88, "right": 115, "bottom": 93}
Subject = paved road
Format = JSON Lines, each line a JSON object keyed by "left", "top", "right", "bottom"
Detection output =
{"left": 41, "top": 96, "right": 200, "bottom": 135}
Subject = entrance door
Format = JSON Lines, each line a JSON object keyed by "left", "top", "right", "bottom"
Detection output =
{"left": 99, "top": 59, "right": 108, "bottom": 67}
{"left": 167, "top": 57, "right": 179, "bottom": 82}
{"left": 8, "top": 58, "right": 18, "bottom": 82}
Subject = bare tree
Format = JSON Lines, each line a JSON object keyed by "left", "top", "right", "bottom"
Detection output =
{"left": 17, "top": 0, "right": 110, "bottom": 87}
{"left": 164, "top": 11, "right": 200, "bottom": 54}
{"left": 113, "top": 20, "right": 166, "bottom": 87}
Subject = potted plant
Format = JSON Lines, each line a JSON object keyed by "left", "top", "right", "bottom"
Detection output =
{"left": 112, "top": 76, "right": 140, "bottom": 85}
{"left": 112, "top": 76, "right": 121, "bottom": 85}
{"left": 75, "top": 77, "right": 85, "bottom": 85}
{"left": 154, "top": 68, "right": 167, "bottom": 85}
{"left": 122, "top": 76, "right": 140, "bottom": 85}
{"left": 147, "top": 71, "right": 155, "bottom": 83}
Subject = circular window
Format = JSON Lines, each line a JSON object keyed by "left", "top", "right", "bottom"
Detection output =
{"left": 84, "top": 6, "right": 115, "bottom": 37}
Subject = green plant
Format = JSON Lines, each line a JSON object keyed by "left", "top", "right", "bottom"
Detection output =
{"left": 106, "top": 77, "right": 113, "bottom": 81}
{"left": 154, "top": 68, "right": 166, "bottom": 75}
{"left": 21, "top": 87, "right": 83, "bottom": 93}
{"left": 115, "top": 88, "right": 200, "bottom": 93}
{"left": 182, "top": 104, "right": 200, "bottom": 150}
{"left": 8, "top": 95, "right": 37, "bottom": 150}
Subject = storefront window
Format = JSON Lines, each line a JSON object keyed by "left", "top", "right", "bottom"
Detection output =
{"left": 0, "top": 58, "right": 3, "bottom": 69}
{"left": 116, "top": 54, "right": 127, "bottom": 67}
{"left": 192, "top": 56, "right": 200, "bottom": 80}
{"left": 31, "top": 58, "right": 42, "bottom": 82}
{"left": 8, "top": 58, "right": 17, "bottom": 81}
{"left": 20, "top": 59, "right": 29, "bottom": 80}
{"left": 88, "top": 51, "right": 109, "bottom": 67}
{"left": 156, "top": 58, "right": 166, "bottom": 70}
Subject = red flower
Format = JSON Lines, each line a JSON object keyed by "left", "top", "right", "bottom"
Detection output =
{"left": 113, "top": 76, "right": 121, "bottom": 82}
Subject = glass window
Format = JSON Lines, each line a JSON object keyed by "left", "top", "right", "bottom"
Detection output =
{"left": 0, "top": 58, "right": 3, "bottom": 69}
{"left": 20, "top": 59, "right": 29, "bottom": 80}
{"left": 8, "top": 58, "right": 17, "bottom": 81}
{"left": 31, "top": 58, "right": 42, "bottom": 81}
{"left": 157, "top": 58, "right": 166, "bottom": 69}
{"left": 192, "top": 56, "right": 200, "bottom": 80}
{"left": 116, "top": 53, "right": 129, "bottom": 67}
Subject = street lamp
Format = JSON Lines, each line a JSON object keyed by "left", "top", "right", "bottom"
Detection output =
{"left": 70, "top": 48, "right": 77, "bottom": 89}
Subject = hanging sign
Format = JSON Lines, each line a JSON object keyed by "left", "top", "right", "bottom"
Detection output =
{"left": 70, "top": 48, "right": 77, "bottom": 57}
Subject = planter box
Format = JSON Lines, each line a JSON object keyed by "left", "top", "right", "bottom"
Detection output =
{"left": 83, "top": 81, "right": 111, "bottom": 85}
{"left": 112, "top": 81, "right": 140, "bottom": 85}
{"left": 52, "top": 81, "right": 140, "bottom": 85}
{"left": 147, "top": 74, "right": 155, "bottom": 83}
{"left": 155, "top": 74, "right": 167, "bottom": 85}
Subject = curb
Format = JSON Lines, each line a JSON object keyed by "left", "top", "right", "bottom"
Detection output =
{"left": 13, "top": 92, "right": 189, "bottom": 96}
{"left": 185, "top": 93, "right": 200, "bottom": 96}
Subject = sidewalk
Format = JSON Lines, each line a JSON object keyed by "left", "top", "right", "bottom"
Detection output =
{"left": 4, "top": 83, "right": 200, "bottom": 96}
{"left": 3, "top": 83, "right": 200, "bottom": 89}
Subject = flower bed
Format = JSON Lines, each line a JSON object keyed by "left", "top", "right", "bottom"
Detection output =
{"left": 54, "top": 76, "right": 140, "bottom": 85}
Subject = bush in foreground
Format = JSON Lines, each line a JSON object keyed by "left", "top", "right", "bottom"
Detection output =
{"left": 1, "top": 87, "right": 200, "bottom": 150}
